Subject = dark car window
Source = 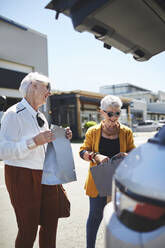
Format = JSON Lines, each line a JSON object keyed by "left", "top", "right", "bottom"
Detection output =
{"left": 138, "top": 122, "right": 145, "bottom": 126}
{"left": 146, "top": 122, "right": 153, "bottom": 125}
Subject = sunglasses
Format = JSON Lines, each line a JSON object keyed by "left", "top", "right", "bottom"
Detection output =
{"left": 103, "top": 110, "right": 121, "bottom": 118}
{"left": 46, "top": 82, "right": 51, "bottom": 92}
{"left": 36, "top": 113, "right": 45, "bottom": 127}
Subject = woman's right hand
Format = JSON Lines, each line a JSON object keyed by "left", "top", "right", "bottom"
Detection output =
{"left": 33, "top": 130, "right": 55, "bottom": 146}
{"left": 83, "top": 151, "right": 109, "bottom": 164}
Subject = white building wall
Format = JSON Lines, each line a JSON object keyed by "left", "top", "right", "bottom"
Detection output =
{"left": 158, "top": 91, "right": 165, "bottom": 102}
{"left": 130, "top": 99, "right": 147, "bottom": 121}
{"left": 0, "top": 16, "right": 50, "bottom": 120}
{"left": 0, "top": 17, "right": 48, "bottom": 75}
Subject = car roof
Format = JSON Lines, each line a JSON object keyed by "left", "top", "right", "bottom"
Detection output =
{"left": 139, "top": 120, "right": 155, "bottom": 124}
{"left": 144, "top": 120, "right": 155, "bottom": 122}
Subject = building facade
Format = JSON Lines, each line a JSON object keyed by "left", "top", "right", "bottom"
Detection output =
{"left": 0, "top": 15, "right": 49, "bottom": 120}
{"left": 100, "top": 83, "right": 150, "bottom": 96}
{"left": 50, "top": 90, "right": 132, "bottom": 139}
{"left": 130, "top": 99, "right": 147, "bottom": 124}
{"left": 147, "top": 103, "right": 165, "bottom": 120}
{"left": 100, "top": 83, "right": 165, "bottom": 122}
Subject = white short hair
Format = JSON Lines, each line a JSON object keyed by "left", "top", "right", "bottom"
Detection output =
{"left": 19, "top": 72, "right": 51, "bottom": 97}
{"left": 100, "top": 95, "right": 122, "bottom": 110}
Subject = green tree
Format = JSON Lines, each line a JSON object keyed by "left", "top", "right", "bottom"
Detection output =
{"left": 84, "top": 121, "right": 97, "bottom": 130}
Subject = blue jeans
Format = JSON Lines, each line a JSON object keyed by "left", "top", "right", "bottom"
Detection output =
{"left": 86, "top": 195, "right": 107, "bottom": 248}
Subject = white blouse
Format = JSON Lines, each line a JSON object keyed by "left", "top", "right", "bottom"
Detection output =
{"left": 0, "top": 98, "right": 49, "bottom": 170}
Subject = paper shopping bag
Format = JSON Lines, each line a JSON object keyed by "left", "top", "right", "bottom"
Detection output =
{"left": 42, "top": 126, "right": 77, "bottom": 185}
{"left": 90, "top": 154, "right": 124, "bottom": 196}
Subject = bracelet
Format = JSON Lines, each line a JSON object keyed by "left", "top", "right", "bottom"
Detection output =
{"left": 88, "top": 152, "right": 100, "bottom": 163}
{"left": 26, "top": 138, "right": 37, "bottom": 150}
{"left": 88, "top": 153, "right": 94, "bottom": 161}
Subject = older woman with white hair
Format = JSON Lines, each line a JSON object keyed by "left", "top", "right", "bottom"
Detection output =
{"left": 80, "top": 95, "right": 135, "bottom": 248}
{"left": 0, "top": 72, "right": 72, "bottom": 248}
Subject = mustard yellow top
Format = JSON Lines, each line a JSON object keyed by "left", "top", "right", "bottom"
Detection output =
{"left": 80, "top": 122, "right": 136, "bottom": 198}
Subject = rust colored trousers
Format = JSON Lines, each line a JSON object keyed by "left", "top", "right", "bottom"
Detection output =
{"left": 5, "top": 165, "right": 60, "bottom": 248}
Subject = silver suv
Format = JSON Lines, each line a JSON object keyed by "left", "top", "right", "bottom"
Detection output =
{"left": 133, "top": 120, "right": 162, "bottom": 132}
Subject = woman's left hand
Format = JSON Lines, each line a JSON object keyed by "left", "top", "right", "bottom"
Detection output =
{"left": 117, "top": 152, "right": 128, "bottom": 157}
{"left": 94, "top": 154, "right": 109, "bottom": 164}
{"left": 65, "top": 127, "right": 72, "bottom": 140}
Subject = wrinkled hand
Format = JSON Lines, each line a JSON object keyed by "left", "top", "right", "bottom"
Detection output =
{"left": 115, "top": 152, "right": 128, "bottom": 158}
{"left": 94, "top": 154, "right": 109, "bottom": 164}
{"left": 65, "top": 127, "right": 72, "bottom": 140}
{"left": 33, "top": 130, "right": 55, "bottom": 146}
{"left": 83, "top": 151, "right": 93, "bottom": 161}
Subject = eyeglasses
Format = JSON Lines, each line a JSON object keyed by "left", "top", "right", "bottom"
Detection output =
{"left": 103, "top": 110, "right": 121, "bottom": 118}
{"left": 36, "top": 80, "right": 51, "bottom": 92}
{"left": 36, "top": 113, "right": 45, "bottom": 127}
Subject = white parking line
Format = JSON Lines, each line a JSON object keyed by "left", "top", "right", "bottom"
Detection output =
{"left": 0, "top": 165, "right": 5, "bottom": 189}
{"left": 0, "top": 185, "right": 5, "bottom": 190}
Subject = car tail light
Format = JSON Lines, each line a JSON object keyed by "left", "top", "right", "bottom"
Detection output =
{"left": 113, "top": 180, "right": 165, "bottom": 232}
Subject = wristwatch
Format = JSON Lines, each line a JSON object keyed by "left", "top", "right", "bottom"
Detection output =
{"left": 26, "top": 138, "right": 37, "bottom": 150}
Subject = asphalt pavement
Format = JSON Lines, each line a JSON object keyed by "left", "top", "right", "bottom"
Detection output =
{"left": 0, "top": 132, "right": 156, "bottom": 248}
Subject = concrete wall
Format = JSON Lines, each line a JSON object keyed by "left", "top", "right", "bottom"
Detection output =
{"left": 147, "top": 102, "right": 165, "bottom": 114}
{"left": 158, "top": 91, "right": 165, "bottom": 102}
{"left": 0, "top": 16, "right": 48, "bottom": 75}
{"left": 130, "top": 99, "right": 147, "bottom": 121}
{"left": 0, "top": 16, "right": 50, "bottom": 121}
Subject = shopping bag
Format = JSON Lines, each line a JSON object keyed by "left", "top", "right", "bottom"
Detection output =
{"left": 90, "top": 153, "right": 125, "bottom": 196}
{"left": 58, "top": 185, "right": 70, "bottom": 218}
{"left": 42, "top": 125, "right": 77, "bottom": 185}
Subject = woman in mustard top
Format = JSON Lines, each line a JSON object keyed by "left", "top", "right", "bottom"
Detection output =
{"left": 80, "top": 95, "right": 135, "bottom": 248}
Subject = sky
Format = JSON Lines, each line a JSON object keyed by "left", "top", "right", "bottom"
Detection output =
{"left": 1, "top": 0, "right": 165, "bottom": 93}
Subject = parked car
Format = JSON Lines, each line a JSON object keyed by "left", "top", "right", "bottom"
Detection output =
{"left": 158, "top": 120, "right": 165, "bottom": 129}
{"left": 133, "top": 120, "right": 162, "bottom": 132}
{"left": 104, "top": 126, "right": 165, "bottom": 248}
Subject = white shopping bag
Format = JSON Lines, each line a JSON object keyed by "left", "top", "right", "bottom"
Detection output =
{"left": 42, "top": 125, "right": 77, "bottom": 185}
